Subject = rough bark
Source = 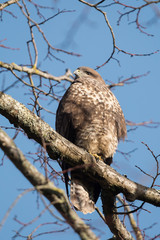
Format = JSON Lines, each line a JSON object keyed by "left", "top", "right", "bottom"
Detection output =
{"left": 0, "top": 127, "right": 98, "bottom": 240}
{"left": 0, "top": 92, "right": 159, "bottom": 207}
{"left": 101, "top": 190, "right": 133, "bottom": 239}
{"left": 1, "top": 92, "right": 160, "bottom": 238}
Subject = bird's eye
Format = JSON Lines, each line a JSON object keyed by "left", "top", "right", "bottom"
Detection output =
{"left": 86, "top": 71, "right": 91, "bottom": 75}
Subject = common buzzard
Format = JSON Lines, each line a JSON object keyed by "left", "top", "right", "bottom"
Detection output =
{"left": 56, "top": 66, "right": 126, "bottom": 214}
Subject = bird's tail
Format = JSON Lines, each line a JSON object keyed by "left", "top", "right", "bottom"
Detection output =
{"left": 70, "top": 177, "right": 100, "bottom": 214}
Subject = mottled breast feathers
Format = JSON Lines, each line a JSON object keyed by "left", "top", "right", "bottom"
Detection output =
{"left": 56, "top": 66, "right": 126, "bottom": 214}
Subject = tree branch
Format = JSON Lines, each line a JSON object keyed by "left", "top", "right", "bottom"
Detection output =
{"left": 0, "top": 61, "right": 73, "bottom": 82}
{"left": 0, "top": 92, "right": 160, "bottom": 207}
{"left": 117, "top": 195, "right": 143, "bottom": 240}
{"left": 0, "top": 0, "right": 19, "bottom": 10}
{"left": 0, "top": 92, "right": 160, "bottom": 238}
{"left": 101, "top": 191, "right": 134, "bottom": 239}
{"left": 79, "top": 0, "right": 160, "bottom": 68}
{"left": 0, "top": 127, "right": 98, "bottom": 240}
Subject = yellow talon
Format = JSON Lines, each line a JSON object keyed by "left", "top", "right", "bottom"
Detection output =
{"left": 90, "top": 153, "right": 102, "bottom": 161}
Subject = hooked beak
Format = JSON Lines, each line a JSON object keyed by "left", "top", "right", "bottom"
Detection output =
{"left": 73, "top": 69, "right": 80, "bottom": 79}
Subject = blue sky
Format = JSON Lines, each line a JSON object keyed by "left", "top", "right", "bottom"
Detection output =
{"left": 0, "top": 0, "right": 160, "bottom": 239}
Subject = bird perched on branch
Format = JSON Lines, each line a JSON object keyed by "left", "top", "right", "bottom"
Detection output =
{"left": 56, "top": 66, "right": 126, "bottom": 214}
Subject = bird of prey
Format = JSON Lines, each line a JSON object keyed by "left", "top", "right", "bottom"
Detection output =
{"left": 56, "top": 66, "right": 126, "bottom": 214}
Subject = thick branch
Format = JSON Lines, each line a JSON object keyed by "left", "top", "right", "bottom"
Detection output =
{"left": 0, "top": 92, "right": 160, "bottom": 206}
{"left": 0, "top": 128, "right": 98, "bottom": 240}
{"left": 101, "top": 191, "right": 133, "bottom": 240}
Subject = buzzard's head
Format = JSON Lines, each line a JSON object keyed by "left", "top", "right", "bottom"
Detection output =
{"left": 74, "top": 66, "right": 104, "bottom": 83}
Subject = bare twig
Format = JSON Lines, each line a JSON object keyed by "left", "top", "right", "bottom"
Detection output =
{"left": 79, "top": 0, "right": 160, "bottom": 68}
{"left": 0, "top": 38, "right": 19, "bottom": 50}
{"left": 22, "top": 0, "right": 38, "bottom": 68}
{"left": 0, "top": 188, "right": 33, "bottom": 230}
{"left": 17, "top": 1, "right": 81, "bottom": 57}
{"left": 0, "top": 61, "right": 73, "bottom": 82}
{"left": 117, "top": 195, "right": 143, "bottom": 240}
{"left": 108, "top": 71, "right": 150, "bottom": 88}
{"left": 141, "top": 142, "right": 160, "bottom": 188}
{"left": 126, "top": 120, "right": 160, "bottom": 128}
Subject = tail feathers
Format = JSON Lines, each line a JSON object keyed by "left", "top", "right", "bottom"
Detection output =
{"left": 70, "top": 178, "right": 100, "bottom": 214}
